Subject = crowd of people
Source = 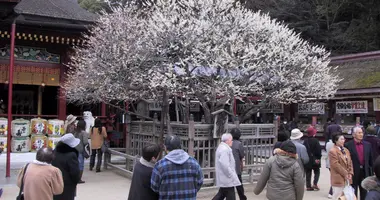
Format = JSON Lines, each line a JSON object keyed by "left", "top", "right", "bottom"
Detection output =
{"left": 271, "top": 119, "right": 380, "bottom": 200}
{"left": 12, "top": 114, "right": 380, "bottom": 200}
{"left": 15, "top": 115, "right": 108, "bottom": 200}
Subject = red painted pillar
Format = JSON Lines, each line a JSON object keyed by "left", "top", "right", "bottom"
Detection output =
{"left": 58, "top": 61, "right": 67, "bottom": 120}
{"left": 101, "top": 103, "right": 106, "bottom": 117}
{"left": 6, "top": 23, "right": 16, "bottom": 178}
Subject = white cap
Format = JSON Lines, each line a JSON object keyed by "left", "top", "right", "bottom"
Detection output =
{"left": 60, "top": 133, "right": 80, "bottom": 148}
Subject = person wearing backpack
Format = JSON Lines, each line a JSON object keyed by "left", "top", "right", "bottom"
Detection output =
{"left": 304, "top": 126, "right": 322, "bottom": 191}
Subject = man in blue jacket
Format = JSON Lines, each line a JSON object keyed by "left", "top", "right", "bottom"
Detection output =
{"left": 151, "top": 135, "right": 203, "bottom": 200}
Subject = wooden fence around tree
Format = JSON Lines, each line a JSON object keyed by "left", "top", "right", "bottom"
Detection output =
{"left": 104, "top": 117, "right": 277, "bottom": 187}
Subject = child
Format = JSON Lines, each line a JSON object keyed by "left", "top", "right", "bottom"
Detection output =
{"left": 230, "top": 128, "right": 247, "bottom": 200}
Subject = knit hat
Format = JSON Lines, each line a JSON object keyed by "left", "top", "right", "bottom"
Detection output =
{"left": 279, "top": 140, "right": 297, "bottom": 154}
{"left": 307, "top": 126, "right": 317, "bottom": 137}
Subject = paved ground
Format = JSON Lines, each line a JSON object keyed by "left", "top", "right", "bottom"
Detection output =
{"left": 0, "top": 152, "right": 332, "bottom": 200}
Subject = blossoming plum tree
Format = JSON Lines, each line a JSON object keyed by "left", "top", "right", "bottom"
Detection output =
{"left": 64, "top": 0, "right": 340, "bottom": 123}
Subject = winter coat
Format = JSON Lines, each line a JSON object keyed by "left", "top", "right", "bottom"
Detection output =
{"left": 74, "top": 130, "right": 89, "bottom": 154}
{"left": 151, "top": 149, "right": 203, "bottom": 200}
{"left": 365, "top": 135, "right": 380, "bottom": 161}
{"left": 328, "top": 124, "right": 342, "bottom": 137}
{"left": 254, "top": 149, "right": 305, "bottom": 200}
{"left": 65, "top": 124, "right": 76, "bottom": 134}
{"left": 303, "top": 137, "right": 322, "bottom": 169}
{"left": 328, "top": 145, "right": 354, "bottom": 187}
{"left": 231, "top": 139, "right": 245, "bottom": 175}
{"left": 17, "top": 161, "right": 64, "bottom": 200}
{"left": 362, "top": 176, "right": 380, "bottom": 200}
{"left": 128, "top": 157, "right": 159, "bottom": 200}
{"left": 345, "top": 140, "right": 374, "bottom": 179}
{"left": 215, "top": 142, "right": 241, "bottom": 187}
{"left": 325, "top": 140, "right": 334, "bottom": 168}
{"left": 52, "top": 142, "right": 80, "bottom": 200}
{"left": 90, "top": 127, "right": 107, "bottom": 149}
{"left": 291, "top": 140, "right": 309, "bottom": 172}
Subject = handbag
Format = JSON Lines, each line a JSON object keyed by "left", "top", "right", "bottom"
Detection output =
{"left": 16, "top": 163, "right": 30, "bottom": 200}
{"left": 338, "top": 180, "right": 357, "bottom": 200}
{"left": 101, "top": 140, "right": 109, "bottom": 153}
{"left": 83, "top": 143, "right": 90, "bottom": 159}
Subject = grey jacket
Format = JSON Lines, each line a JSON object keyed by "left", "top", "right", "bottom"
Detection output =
{"left": 231, "top": 139, "right": 245, "bottom": 175}
{"left": 291, "top": 140, "right": 309, "bottom": 171}
{"left": 254, "top": 151, "right": 305, "bottom": 200}
{"left": 74, "top": 130, "right": 88, "bottom": 153}
{"left": 215, "top": 142, "right": 241, "bottom": 187}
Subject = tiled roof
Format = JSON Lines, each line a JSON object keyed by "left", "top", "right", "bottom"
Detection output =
{"left": 14, "top": 0, "right": 97, "bottom": 23}
{"left": 335, "top": 58, "right": 380, "bottom": 90}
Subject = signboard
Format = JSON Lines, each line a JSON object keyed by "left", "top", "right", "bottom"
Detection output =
{"left": 148, "top": 101, "right": 163, "bottom": 111}
{"left": 298, "top": 103, "right": 325, "bottom": 115}
{"left": 189, "top": 101, "right": 200, "bottom": 112}
{"left": 374, "top": 98, "right": 380, "bottom": 111}
{"left": 237, "top": 103, "right": 283, "bottom": 114}
{"left": 336, "top": 101, "right": 368, "bottom": 114}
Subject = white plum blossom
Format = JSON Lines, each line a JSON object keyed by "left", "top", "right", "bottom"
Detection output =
{"left": 64, "top": 0, "right": 340, "bottom": 122}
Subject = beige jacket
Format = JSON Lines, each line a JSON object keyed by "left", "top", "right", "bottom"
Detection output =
{"left": 17, "top": 162, "right": 64, "bottom": 200}
{"left": 90, "top": 127, "right": 107, "bottom": 149}
{"left": 329, "top": 145, "right": 354, "bottom": 187}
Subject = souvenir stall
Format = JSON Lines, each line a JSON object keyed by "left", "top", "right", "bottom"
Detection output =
{"left": 334, "top": 100, "right": 374, "bottom": 134}
{"left": 297, "top": 103, "right": 327, "bottom": 133}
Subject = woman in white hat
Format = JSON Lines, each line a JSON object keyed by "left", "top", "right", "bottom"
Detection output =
{"left": 64, "top": 115, "right": 77, "bottom": 134}
{"left": 52, "top": 133, "right": 81, "bottom": 200}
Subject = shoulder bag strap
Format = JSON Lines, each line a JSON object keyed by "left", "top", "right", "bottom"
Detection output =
{"left": 18, "top": 163, "right": 30, "bottom": 197}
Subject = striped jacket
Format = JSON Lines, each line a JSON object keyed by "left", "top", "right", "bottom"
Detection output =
{"left": 151, "top": 149, "right": 203, "bottom": 200}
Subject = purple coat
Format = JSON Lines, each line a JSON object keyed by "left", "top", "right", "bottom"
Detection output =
{"left": 365, "top": 136, "right": 380, "bottom": 160}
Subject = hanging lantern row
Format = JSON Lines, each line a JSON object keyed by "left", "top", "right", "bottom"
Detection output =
{"left": 0, "top": 31, "right": 84, "bottom": 45}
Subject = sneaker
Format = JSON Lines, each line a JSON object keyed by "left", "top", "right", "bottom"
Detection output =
{"left": 313, "top": 184, "right": 320, "bottom": 191}
{"left": 78, "top": 180, "right": 85, "bottom": 184}
{"left": 328, "top": 194, "right": 332, "bottom": 199}
{"left": 306, "top": 188, "right": 314, "bottom": 191}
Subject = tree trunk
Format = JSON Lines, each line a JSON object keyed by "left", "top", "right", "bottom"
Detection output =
{"left": 160, "top": 90, "right": 168, "bottom": 145}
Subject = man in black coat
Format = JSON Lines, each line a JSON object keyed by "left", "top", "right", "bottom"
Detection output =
{"left": 345, "top": 127, "right": 373, "bottom": 200}
{"left": 52, "top": 133, "right": 81, "bottom": 200}
{"left": 128, "top": 144, "right": 160, "bottom": 200}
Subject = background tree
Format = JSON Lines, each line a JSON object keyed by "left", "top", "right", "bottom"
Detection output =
{"left": 239, "top": 0, "right": 380, "bottom": 55}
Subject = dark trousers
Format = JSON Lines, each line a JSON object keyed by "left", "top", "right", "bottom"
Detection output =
{"left": 212, "top": 187, "right": 236, "bottom": 200}
{"left": 305, "top": 168, "right": 320, "bottom": 188}
{"left": 236, "top": 175, "right": 247, "bottom": 200}
{"left": 352, "top": 169, "right": 367, "bottom": 200}
{"left": 90, "top": 149, "right": 103, "bottom": 170}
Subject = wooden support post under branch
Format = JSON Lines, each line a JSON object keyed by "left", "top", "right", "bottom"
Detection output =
{"left": 188, "top": 114, "right": 195, "bottom": 157}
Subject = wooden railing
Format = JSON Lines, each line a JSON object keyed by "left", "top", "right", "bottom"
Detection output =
{"left": 104, "top": 119, "right": 277, "bottom": 188}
